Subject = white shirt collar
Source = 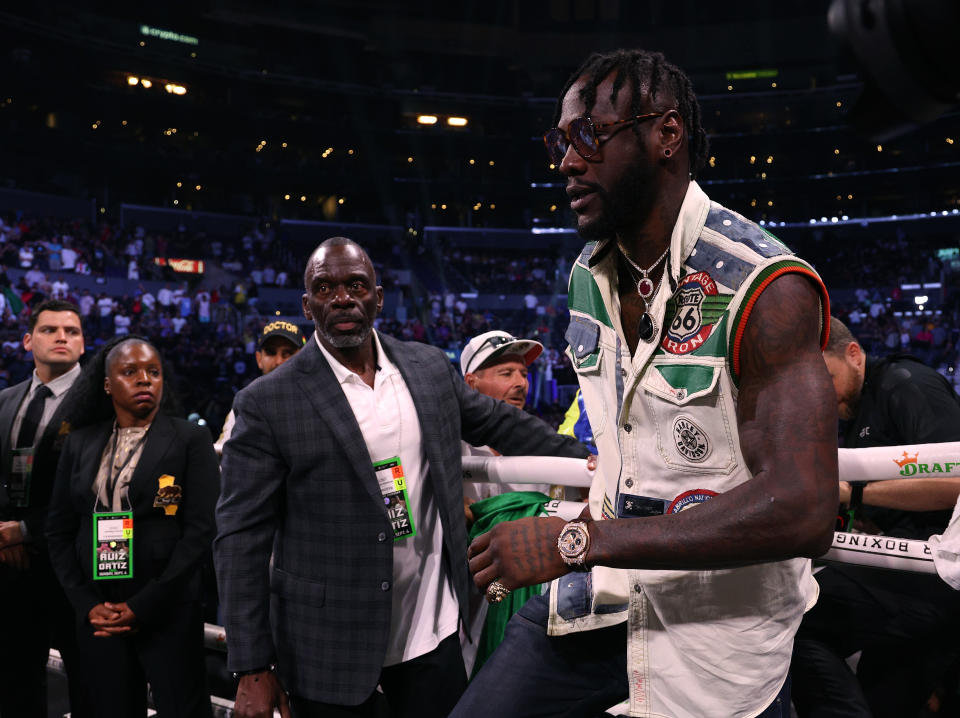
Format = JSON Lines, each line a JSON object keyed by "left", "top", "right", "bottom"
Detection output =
{"left": 314, "top": 329, "right": 397, "bottom": 386}
{"left": 30, "top": 362, "right": 81, "bottom": 398}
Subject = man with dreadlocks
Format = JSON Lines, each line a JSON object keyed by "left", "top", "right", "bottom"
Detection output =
{"left": 452, "top": 49, "right": 838, "bottom": 718}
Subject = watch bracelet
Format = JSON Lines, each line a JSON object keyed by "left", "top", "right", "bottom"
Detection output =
{"left": 558, "top": 519, "right": 592, "bottom": 569}
{"left": 231, "top": 663, "right": 277, "bottom": 680}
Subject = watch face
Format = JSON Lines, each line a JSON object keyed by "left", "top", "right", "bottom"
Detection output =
{"left": 559, "top": 526, "right": 586, "bottom": 557}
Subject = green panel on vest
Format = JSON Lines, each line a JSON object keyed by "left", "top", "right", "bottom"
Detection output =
{"left": 568, "top": 264, "right": 612, "bottom": 328}
{"left": 696, "top": 314, "right": 728, "bottom": 356}
{"left": 574, "top": 351, "right": 599, "bottom": 369}
{"left": 701, "top": 295, "right": 733, "bottom": 325}
{"left": 654, "top": 364, "right": 716, "bottom": 394}
{"left": 759, "top": 227, "right": 791, "bottom": 254}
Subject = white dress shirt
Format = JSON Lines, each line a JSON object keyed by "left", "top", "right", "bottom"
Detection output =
{"left": 315, "top": 331, "right": 460, "bottom": 666}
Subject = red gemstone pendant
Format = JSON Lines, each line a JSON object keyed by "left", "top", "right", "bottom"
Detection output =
{"left": 637, "top": 277, "right": 655, "bottom": 299}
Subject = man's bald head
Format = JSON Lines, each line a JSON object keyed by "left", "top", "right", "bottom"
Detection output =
{"left": 301, "top": 237, "right": 384, "bottom": 354}
{"left": 303, "top": 237, "right": 374, "bottom": 290}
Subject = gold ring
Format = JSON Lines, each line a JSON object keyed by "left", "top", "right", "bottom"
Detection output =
{"left": 486, "top": 580, "right": 511, "bottom": 604}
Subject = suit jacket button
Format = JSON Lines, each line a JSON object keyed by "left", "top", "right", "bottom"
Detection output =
{"left": 381, "top": 581, "right": 391, "bottom": 591}
{"left": 377, "top": 532, "right": 387, "bottom": 542}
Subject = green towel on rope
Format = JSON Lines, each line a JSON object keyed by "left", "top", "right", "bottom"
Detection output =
{"left": 467, "top": 490, "right": 550, "bottom": 677}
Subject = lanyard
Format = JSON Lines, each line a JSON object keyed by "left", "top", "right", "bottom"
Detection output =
{"left": 94, "top": 426, "right": 148, "bottom": 512}
{"left": 370, "top": 369, "right": 416, "bottom": 540}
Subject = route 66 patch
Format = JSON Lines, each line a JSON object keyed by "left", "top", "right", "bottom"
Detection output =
{"left": 662, "top": 272, "right": 728, "bottom": 355}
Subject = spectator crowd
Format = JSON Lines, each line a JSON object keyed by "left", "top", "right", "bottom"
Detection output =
{"left": 2, "top": 210, "right": 960, "bottom": 439}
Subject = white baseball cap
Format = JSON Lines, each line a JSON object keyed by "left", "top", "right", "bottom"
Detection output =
{"left": 460, "top": 330, "right": 544, "bottom": 375}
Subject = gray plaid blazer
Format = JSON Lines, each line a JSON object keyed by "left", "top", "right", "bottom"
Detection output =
{"left": 215, "top": 334, "right": 588, "bottom": 705}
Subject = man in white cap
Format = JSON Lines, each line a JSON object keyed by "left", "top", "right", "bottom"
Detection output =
{"left": 461, "top": 330, "right": 542, "bottom": 412}
{"left": 461, "top": 330, "right": 548, "bottom": 500}
{"left": 460, "top": 330, "right": 592, "bottom": 676}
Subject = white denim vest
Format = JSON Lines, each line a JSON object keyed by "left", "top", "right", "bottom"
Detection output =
{"left": 549, "top": 182, "right": 828, "bottom": 717}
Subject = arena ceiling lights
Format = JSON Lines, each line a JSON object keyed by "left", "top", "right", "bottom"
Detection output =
{"left": 413, "top": 114, "right": 468, "bottom": 128}
{"left": 124, "top": 74, "right": 187, "bottom": 96}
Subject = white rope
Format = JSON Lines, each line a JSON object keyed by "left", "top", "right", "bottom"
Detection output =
{"left": 821, "top": 531, "right": 937, "bottom": 574}
{"left": 462, "top": 455, "right": 593, "bottom": 487}
{"left": 194, "top": 445, "right": 960, "bottom": 666}
{"left": 838, "top": 442, "right": 960, "bottom": 482}
{"left": 462, "top": 443, "right": 960, "bottom": 486}
{"left": 463, "top": 446, "right": 960, "bottom": 584}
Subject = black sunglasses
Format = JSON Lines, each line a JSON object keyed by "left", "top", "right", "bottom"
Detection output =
{"left": 465, "top": 335, "right": 516, "bottom": 374}
{"left": 543, "top": 113, "right": 664, "bottom": 166}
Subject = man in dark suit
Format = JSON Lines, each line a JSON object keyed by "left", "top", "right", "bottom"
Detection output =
{"left": 215, "top": 238, "right": 589, "bottom": 718}
{"left": 0, "top": 299, "right": 88, "bottom": 717}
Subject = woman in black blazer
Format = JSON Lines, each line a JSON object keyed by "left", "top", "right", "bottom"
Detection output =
{"left": 46, "top": 335, "right": 218, "bottom": 717}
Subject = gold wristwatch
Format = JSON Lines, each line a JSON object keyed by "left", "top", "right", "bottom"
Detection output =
{"left": 557, "top": 520, "right": 591, "bottom": 569}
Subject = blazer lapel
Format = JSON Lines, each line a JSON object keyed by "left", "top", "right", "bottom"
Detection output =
{"left": 126, "top": 414, "right": 177, "bottom": 513}
{"left": 76, "top": 422, "right": 114, "bottom": 505}
{"left": 40, "top": 395, "right": 73, "bottom": 446}
{"left": 381, "top": 336, "right": 448, "bottom": 504}
{"left": 35, "top": 393, "right": 77, "bottom": 475}
{"left": 294, "top": 342, "right": 383, "bottom": 509}
{"left": 0, "top": 381, "right": 30, "bottom": 471}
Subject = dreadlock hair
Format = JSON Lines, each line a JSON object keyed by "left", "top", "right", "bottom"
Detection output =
{"left": 553, "top": 49, "right": 709, "bottom": 179}
{"left": 58, "top": 334, "right": 184, "bottom": 433}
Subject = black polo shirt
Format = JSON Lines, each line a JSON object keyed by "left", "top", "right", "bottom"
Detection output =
{"left": 843, "top": 354, "right": 960, "bottom": 539}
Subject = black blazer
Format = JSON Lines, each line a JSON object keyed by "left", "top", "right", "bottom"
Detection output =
{"left": 0, "top": 377, "right": 75, "bottom": 541}
{"left": 215, "top": 334, "right": 589, "bottom": 705}
{"left": 46, "top": 414, "right": 219, "bottom": 625}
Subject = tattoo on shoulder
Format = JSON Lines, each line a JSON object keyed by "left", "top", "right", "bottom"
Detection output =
{"left": 740, "top": 274, "right": 821, "bottom": 374}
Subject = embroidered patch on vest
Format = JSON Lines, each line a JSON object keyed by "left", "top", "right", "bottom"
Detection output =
{"left": 617, "top": 493, "right": 667, "bottom": 518}
{"left": 672, "top": 416, "right": 711, "bottom": 462}
{"left": 662, "top": 271, "right": 727, "bottom": 355}
{"left": 667, "top": 488, "right": 718, "bottom": 513}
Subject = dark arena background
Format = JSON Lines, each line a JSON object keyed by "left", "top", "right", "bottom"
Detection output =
{"left": 1, "top": 1, "right": 959, "bottom": 716}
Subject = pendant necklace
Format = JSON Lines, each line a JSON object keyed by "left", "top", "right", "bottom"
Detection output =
{"left": 618, "top": 241, "right": 670, "bottom": 343}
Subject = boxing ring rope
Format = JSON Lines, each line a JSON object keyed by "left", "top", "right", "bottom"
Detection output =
{"left": 72, "top": 443, "right": 947, "bottom": 718}
{"left": 462, "top": 442, "right": 960, "bottom": 487}
{"left": 462, "top": 442, "right": 960, "bottom": 583}
{"left": 188, "top": 444, "right": 960, "bottom": 659}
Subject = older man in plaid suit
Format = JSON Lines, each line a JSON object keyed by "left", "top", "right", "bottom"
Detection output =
{"left": 215, "top": 237, "right": 588, "bottom": 718}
